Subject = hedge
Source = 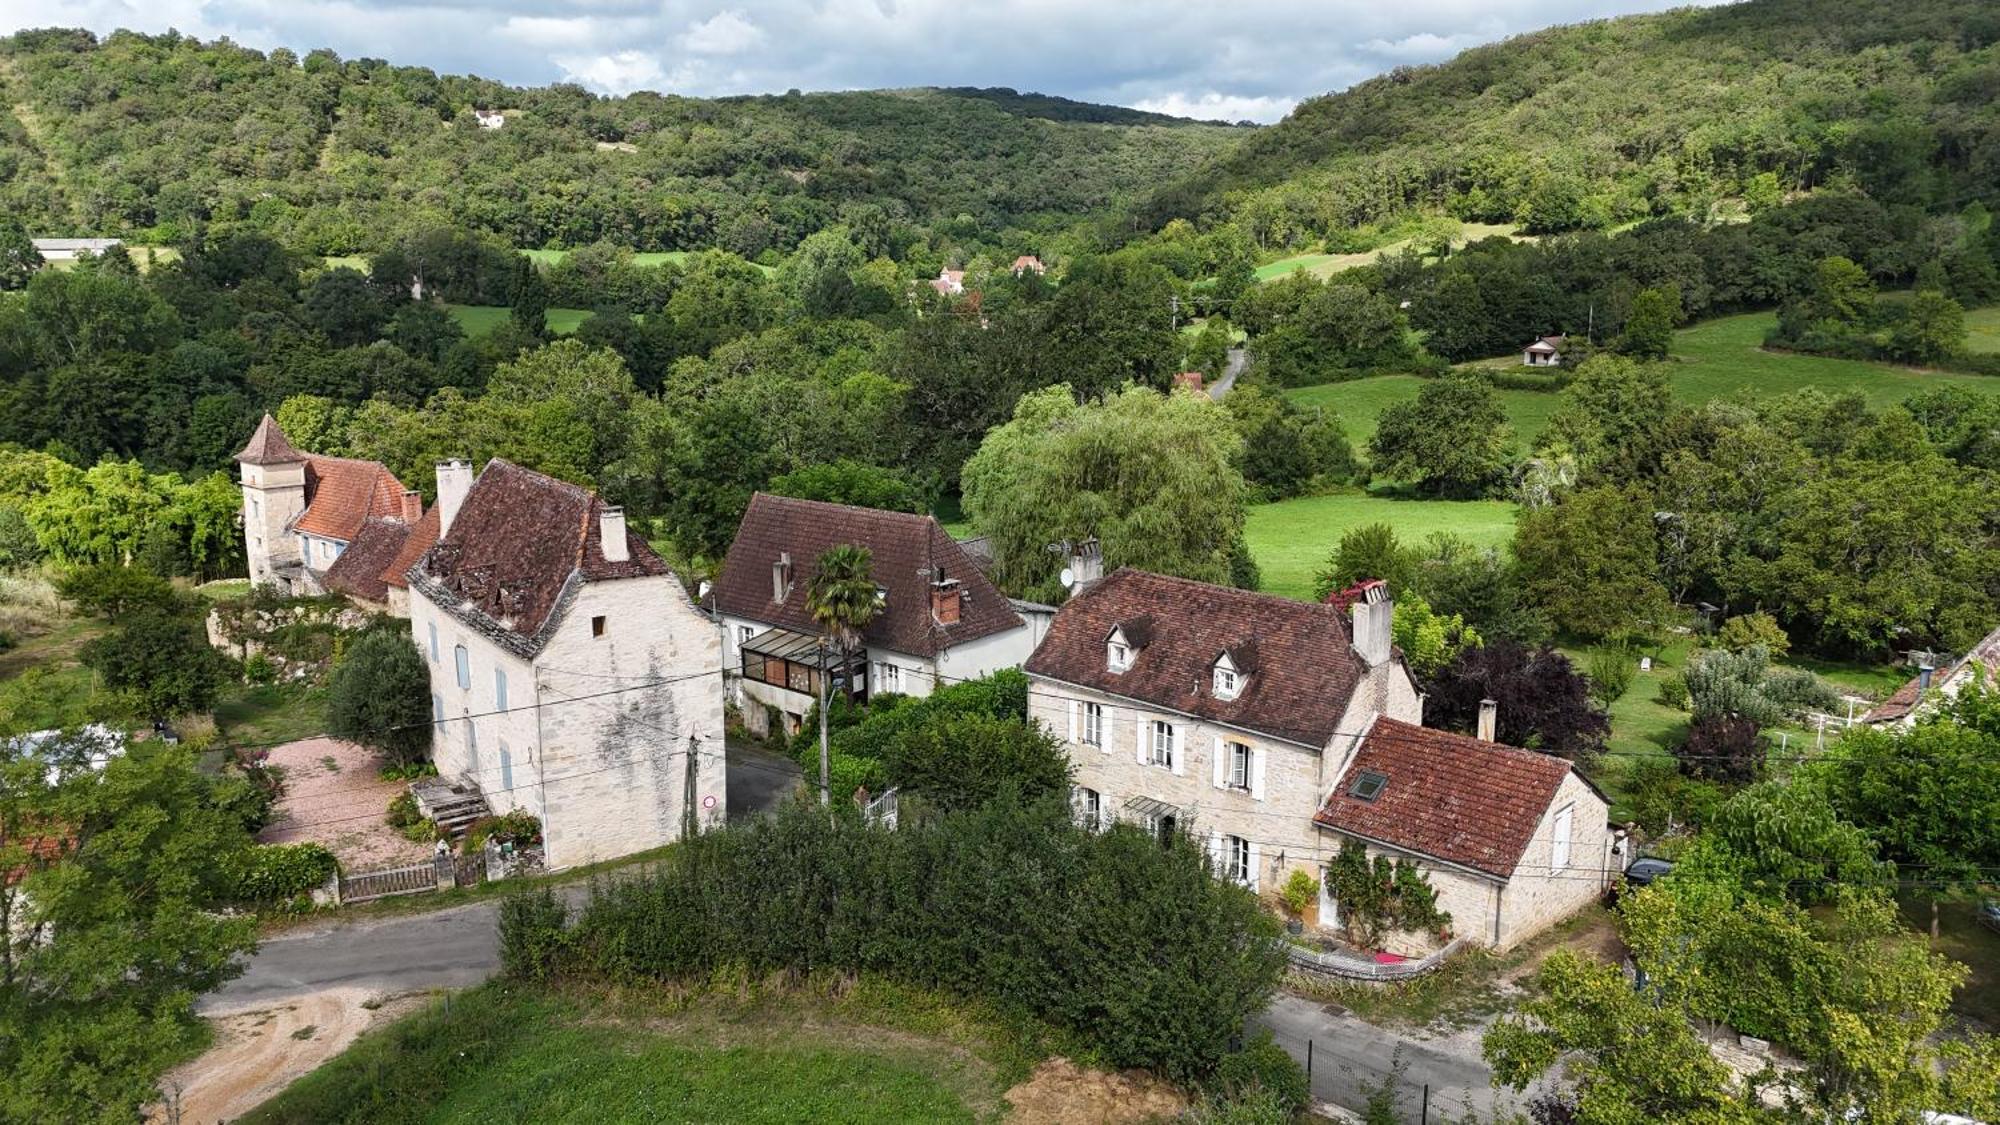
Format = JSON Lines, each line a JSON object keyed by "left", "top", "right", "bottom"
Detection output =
{"left": 499, "top": 795, "right": 1285, "bottom": 1081}
{"left": 232, "top": 842, "right": 338, "bottom": 902}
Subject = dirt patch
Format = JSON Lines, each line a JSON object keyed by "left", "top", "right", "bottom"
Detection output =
{"left": 153, "top": 988, "right": 428, "bottom": 1123}
{"left": 258, "top": 737, "right": 434, "bottom": 870}
{"left": 1003, "top": 1057, "right": 1187, "bottom": 1124}
{"left": 1499, "top": 905, "right": 1625, "bottom": 988}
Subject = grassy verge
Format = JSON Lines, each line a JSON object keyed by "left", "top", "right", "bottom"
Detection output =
{"left": 1245, "top": 491, "right": 1516, "bottom": 601}
{"left": 1967, "top": 305, "right": 2000, "bottom": 354}
{"left": 239, "top": 974, "right": 1043, "bottom": 1124}
{"left": 214, "top": 680, "right": 330, "bottom": 748}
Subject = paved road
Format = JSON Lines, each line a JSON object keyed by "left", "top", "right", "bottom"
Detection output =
{"left": 206, "top": 745, "right": 1500, "bottom": 1116}
{"left": 1208, "top": 347, "right": 1248, "bottom": 400}
{"left": 1257, "top": 993, "right": 1505, "bottom": 1120}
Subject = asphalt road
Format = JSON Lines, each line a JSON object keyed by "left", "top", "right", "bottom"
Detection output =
{"left": 205, "top": 745, "right": 1501, "bottom": 1117}
{"left": 1208, "top": 347, "right": 1248, "bottom": 400}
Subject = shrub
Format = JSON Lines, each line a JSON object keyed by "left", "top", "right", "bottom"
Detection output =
{"left": 56, "top": 563, "right": 181, "bottom": 619}
{"left": 1674, "top": 714, "right": 1766, "bottom": 784}
{"left": 1684, "top": 646, "right": 1838, "bottom": 726}
{"left": 243, "top": 651, "right": 276, "bottom": 685}
{"left": 1212, "top": 1030, "right": 1309, "bottom": 1113}
{"left": 386, "top": 790, "right": 421, "bottom": 830}
{"left": 498, "top": 887, "right": 570, "bottom": 982}
{"left": 532, "top": 796, "right": 1284, "bottom": 1081}
{"left": 464, "top": 810, "right": 541, "bottom": 854}
{"left": 1715, "top": 611, "right": 1790, "bottom": 656}
{"left": 232, "top": 843, "right": 338, "bottom": 902}
{"left": 326, "top": 627, "right": 433, "bottom": 767}
{"left": 1657, "top": 672, "right": 1691, "bottom": 710}
{"left": 1585, "top": 646, "right": 1636, "bottom": 706}
{"left": 1279, "top": 867, "right": 1319, "bottom": 918}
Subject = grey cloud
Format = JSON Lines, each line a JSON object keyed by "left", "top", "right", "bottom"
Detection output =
{"left": 1, "top": 0, "right": 1721, "bottom": 122}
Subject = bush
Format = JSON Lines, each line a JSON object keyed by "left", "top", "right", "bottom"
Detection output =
{"left": 1656, "top": 672, "right": 1690, "bottom": 710}
{"left": 1674, "top": 714, "right": 1766, "bottom": 784}
{"left": 1585, "top": 646, "right": 1636, "bottom": 706}
{"left": 243, "top": 651, "right": 276, "bottom": 685}
{"left": 530, "top": 796, "right": 1284, "bottom": 1081}
{"left": 1624, "top": 754, "right": 1727, "bottom": 835}
{"left": 386, "top": 790, "right": 422, "bottom": 829}
{"left": 56, "top": 563, "right": 181, "bottom": 619}
{"left": 1211, "top": 1030, "right": 1309, "bottom": 1113}
{"left": 232, "top": 843, "right": 338, "bottom": 902}
{"left": 1715, "top": 611, "right": 1790, "bottom": 656}
{"left": 464, "top": 810, "right": 541, "bottom": 854}
{"left": 326, "top": 628, "right": 433, "bottom": 767}
{"left": 498, "top": 887, "right": 570, "bottom": 982}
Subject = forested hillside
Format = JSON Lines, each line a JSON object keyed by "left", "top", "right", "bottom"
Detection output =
{"left": 0, "top": 28, "right": 1240, "bottom": 256}
{"left": 1140, "top": 0, "right": 2000, "bottom": 247}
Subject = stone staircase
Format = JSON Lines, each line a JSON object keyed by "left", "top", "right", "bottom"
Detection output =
{"left": 410, "top": 777, "right": 491, "bottom": 843}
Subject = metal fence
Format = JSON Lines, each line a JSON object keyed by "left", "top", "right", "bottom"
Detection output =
{"left": 1285, "top": 937, "right": 1466, "bottom": 982}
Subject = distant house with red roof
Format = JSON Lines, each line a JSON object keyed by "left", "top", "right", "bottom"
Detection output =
{"left": 1861, "top": 624, "right": 2000, "bottom": 728}
{"left": 1025, "top": 569, "right": 1611, "bottom": 956}
{"left": 929, "top": 267, "right": 965, "bottom": 296}
{"left": 1011, "top": 255, "right": 1046, "bottom": 276}
{"left": 236, "top": 415, "right": 436, "bottom": 614}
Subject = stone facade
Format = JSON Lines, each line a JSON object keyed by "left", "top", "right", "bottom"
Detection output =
{"left": 239, "top": 458, "right": 307, "bottom": 587}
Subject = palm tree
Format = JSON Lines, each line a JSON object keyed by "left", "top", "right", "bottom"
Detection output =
{"left": 805, "top": 544, "right": 878, "bottom": 806}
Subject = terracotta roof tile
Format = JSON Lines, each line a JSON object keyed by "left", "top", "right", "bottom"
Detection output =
{"left": 320, "top": 519, "right": 412, "bottom": 604}
{"left": 410, "top": 459, "right": 670, "bottom": 652}
{"left": 380, "top": 507, "right": 439, "bottom": 591}
{"left": 1024, "top": 568, "right": 1364, "bottom": 748}
{"left": 714, "top": 494, "right": 1022, "bottom": 658}
{"left": 1864, "top": 623, "right": 2000, "bottom": 722}
{"left": 1313, "top": 718, "right": 1576, "bottom": 879}
{"left": 293, "top": 455, "right": 411, "bottom": 542}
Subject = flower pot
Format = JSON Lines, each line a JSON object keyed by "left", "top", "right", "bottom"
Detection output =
{"left": 1286, "top": 918, "right": 1304, "bottom": 935}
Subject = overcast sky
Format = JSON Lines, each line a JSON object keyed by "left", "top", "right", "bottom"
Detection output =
{"left": 0, "top": 1, "right": 1723, "bottom": 123}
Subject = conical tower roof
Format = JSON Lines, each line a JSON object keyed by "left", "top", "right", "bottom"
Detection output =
{"left": 235, "top": 414, "right": 304, "bottom": 466}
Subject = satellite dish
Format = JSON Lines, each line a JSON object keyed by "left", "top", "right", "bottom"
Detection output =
{"left": 1059, "top": 567, "right": 1075, "bottom": 588}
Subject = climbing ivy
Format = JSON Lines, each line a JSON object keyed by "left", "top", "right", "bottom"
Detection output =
{"left": 1322, "top": 839, "right": 1450, "bottom": 949}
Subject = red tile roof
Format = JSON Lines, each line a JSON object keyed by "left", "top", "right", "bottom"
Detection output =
{"left": 1864, "top": 624, "right": 2000, "bottom": 722}
{"left": 714, "top": 493, "right": 1022, "bottom": 658}
{"left": 1025, "top": 568, "right": 1365, "bottom": 748}
{"left": 408, "top": 459, "right": 670, "bottom": 654}
{"left": 1313, "top": 718, "right": 1580, "bottom": 879}
{"left": 320, "top": 519, "right": 414, "bottom": 604}
{"left": 380, "top": 506, "right": 440, "bottom": 592}
{"left": 293, "top": 455, "right": 410, "bottom": 542}
{"left": 235, "top": 414, "right": 303, "bottom": 465}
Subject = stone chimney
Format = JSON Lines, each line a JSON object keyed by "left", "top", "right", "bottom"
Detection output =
{"left": 1477, "top": 698, "right": 1498, "bottom": 742}
{"left": 435, "top": 460, "right": 473, "bottom": 537}
{"left": 1350, "top": 581, "right": 1393, "bottom": 667}
{"left": 400, "top": 489, "right": 422, "bottom": 523}
{"left": 1065, "top": 538, "right": 1103, "bottom": 598}
{"left": 598, "top": 505, "right": 628, "bottom": 563}
{"left": 931, "top": 578, "right": 962, "bottom": 626}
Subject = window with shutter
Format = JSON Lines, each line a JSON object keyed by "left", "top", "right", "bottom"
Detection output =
{"left": 1552, "top": 804, "right": 1574, "bottom": 869}
{"left": 1226, "top": 741, "right": 1251, "bottom": 789}
{"left": 495, "top": 667, "right": 509, "bottom": 711}
{"left": 1150, "top": 721, "right": 1176, "bottom": 770}
{"left": 1083, "top": 703, "right": 1104, "bottom": 747}
{"left": 454, "top": 645, "right": 470, "bottom": 690}
{"left": 1224, "top": 835, "right": 1250, "bottom": 884}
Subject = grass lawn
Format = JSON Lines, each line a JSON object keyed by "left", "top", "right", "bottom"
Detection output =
{"left": 241, "top": 978, "right": 1030, "bottom": 1124}
{"left": 1245, "top": 491, "right": 1517, "bottom": 601}
{"left": 213, "top": 680, "right": 330, "bottom": 748}
{"left": 1288, "top": 374, "right": 1564, "bottom": 450}
{"left": 523, "top": 247, "right": 774, "bottom": 274}
{"left": 1254, "top": 223, "right": 1520, "bottom": 284}
{"left": 1670, "top": 311, "right": 2000, "bottom": 411}
{"left": 1965, "top": 305, "right": 2000, "bottom": 354}
{"left": 320, "top": 255, "right": 370, "bottom": 272}
{"left": 446, "top": 304, "right": 596, "bottom": 337}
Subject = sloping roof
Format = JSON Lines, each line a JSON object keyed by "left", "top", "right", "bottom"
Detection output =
{"left": 380, "top": 506, "right": 440, "bottom": 592}
{"left": 1012, "top": 255, "right": 1045, "bottom": 272}
{"left": 1523, "top": 336, "right": 1564, "bottom": 353}
{"left": 320, "top": 519, "right": 413, "bottom": 604}
{"left": 714, "top": 493, "right": 1023, "bottom": 659}
{"left": 293, "top": 455, "right": 411, "bottom": 542}
{"left": 1864, "top": 624, "right": 2000, "bottom": 723}
{"left": 1024, "top": 568, "right": 1365, "bottom": 748}
{"left": 1313, "top": 718, "right": 1580, "bottom": 879}
{"left": 409, "top": 459, "right": 670, "bottom": 653}
{"left": 236, "top": 414, "right": 305, "bottom": 466}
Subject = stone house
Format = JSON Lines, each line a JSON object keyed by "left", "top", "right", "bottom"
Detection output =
{"left": 930, "top": 267, "right": 966, "bottom": 296}
{"left": 236, "top": 414, "right": 437, "bottom": 614}
{"left": 1861, "top": 623, "right": 2000, "bottom": 728}
{"left": 1024, "top": 568, "right": 1609, "bottom": 955}
{"left": 405, "top": 458, "right": 723, "bottom": 870}
{"left": 714, "top": 493, "right": 1046, "bottom": 738}
{"left": 1520, "top": 334, "right": 1567, "bottom": 367}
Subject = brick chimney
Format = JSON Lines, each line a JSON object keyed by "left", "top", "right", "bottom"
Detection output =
{"left": 435, "top": 460, "right": 473, "bottom": 537}
{"left": 931, "top": 578, "right": 962, "bottom": 625}
{"left": 399, "top": 489, "right": 422, "bottom": 523}
{"left": 598, "top": 505, "right": 628, "bottom": 563}
{"left": 1477, "top": 698, "right": 1498, "bottom": 742}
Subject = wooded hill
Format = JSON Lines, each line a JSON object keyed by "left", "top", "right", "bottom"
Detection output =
{"left": 0, "top": 28, "right": 1240, "bottom": 257}
{"left": 1138, "top": 0, "right": 2000, "bottom": 248}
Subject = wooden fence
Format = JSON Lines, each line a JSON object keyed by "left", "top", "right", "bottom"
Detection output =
{"left": 1284, "top": 937, "right": 1466, "bottom": 982}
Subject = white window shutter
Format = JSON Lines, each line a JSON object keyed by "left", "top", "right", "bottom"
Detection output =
{"left": 1247, "top": 843, "right": 1262, "bottom": 891}
{"left": 1170, "top": 725, "right": 1184, "bottom": 775}
{"left": 1100, "top": 706, "right": 1114, "bottom": 754}
{"left": 1135, "top": 713, "right": 1147, "bottom": 766}
{"left": 1206, "top": 830, "right": 1223, "bottom": 868}
{"left": 1211, "top": 736, "right": 1226, "bottom": 789}
{"left": 1251, "top": 748, "right": 1267, "bottom": 801}
{"left": 1067, "top": 700, "right": 1078, "bottom": 743}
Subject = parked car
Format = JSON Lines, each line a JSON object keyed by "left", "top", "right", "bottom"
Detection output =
{"left": 1978, "top": 899, "right": 2000, "bottom": 935}
{"left": 1620, "top": 857, "right": 1674, "bottom": 895}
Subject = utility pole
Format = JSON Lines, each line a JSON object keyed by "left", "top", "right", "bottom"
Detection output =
{"left": 816, "top": 639, "right": 832, "bottom": 807}
{"left": 682, "top": 735, "right": 699, "bottom": 841}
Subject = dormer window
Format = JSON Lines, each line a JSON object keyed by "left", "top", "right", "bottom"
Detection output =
{"left": 1106, "top": 626, "right": 1132, "bottom": 673}
{"left": 1213, "top": 654, "right": 1241, "bottom": 700}
{"left": 1348, "top": 770, "right": 1388, "bottom": 802}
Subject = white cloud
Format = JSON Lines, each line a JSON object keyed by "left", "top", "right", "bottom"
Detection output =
{"left": 500, "top": 16, "right": 605, "bottom": 49}
{"left": 1360, "top": 30, "right": 1494, "bottom": 61}
{"left": 553, "top": 49, "right": 667, "bottom": 93}
{"left": 682, "top": 10, "right": 765, "bottom": 55}
{"left": 1132, "top": 91, "right": 1298, "bottom": 125}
